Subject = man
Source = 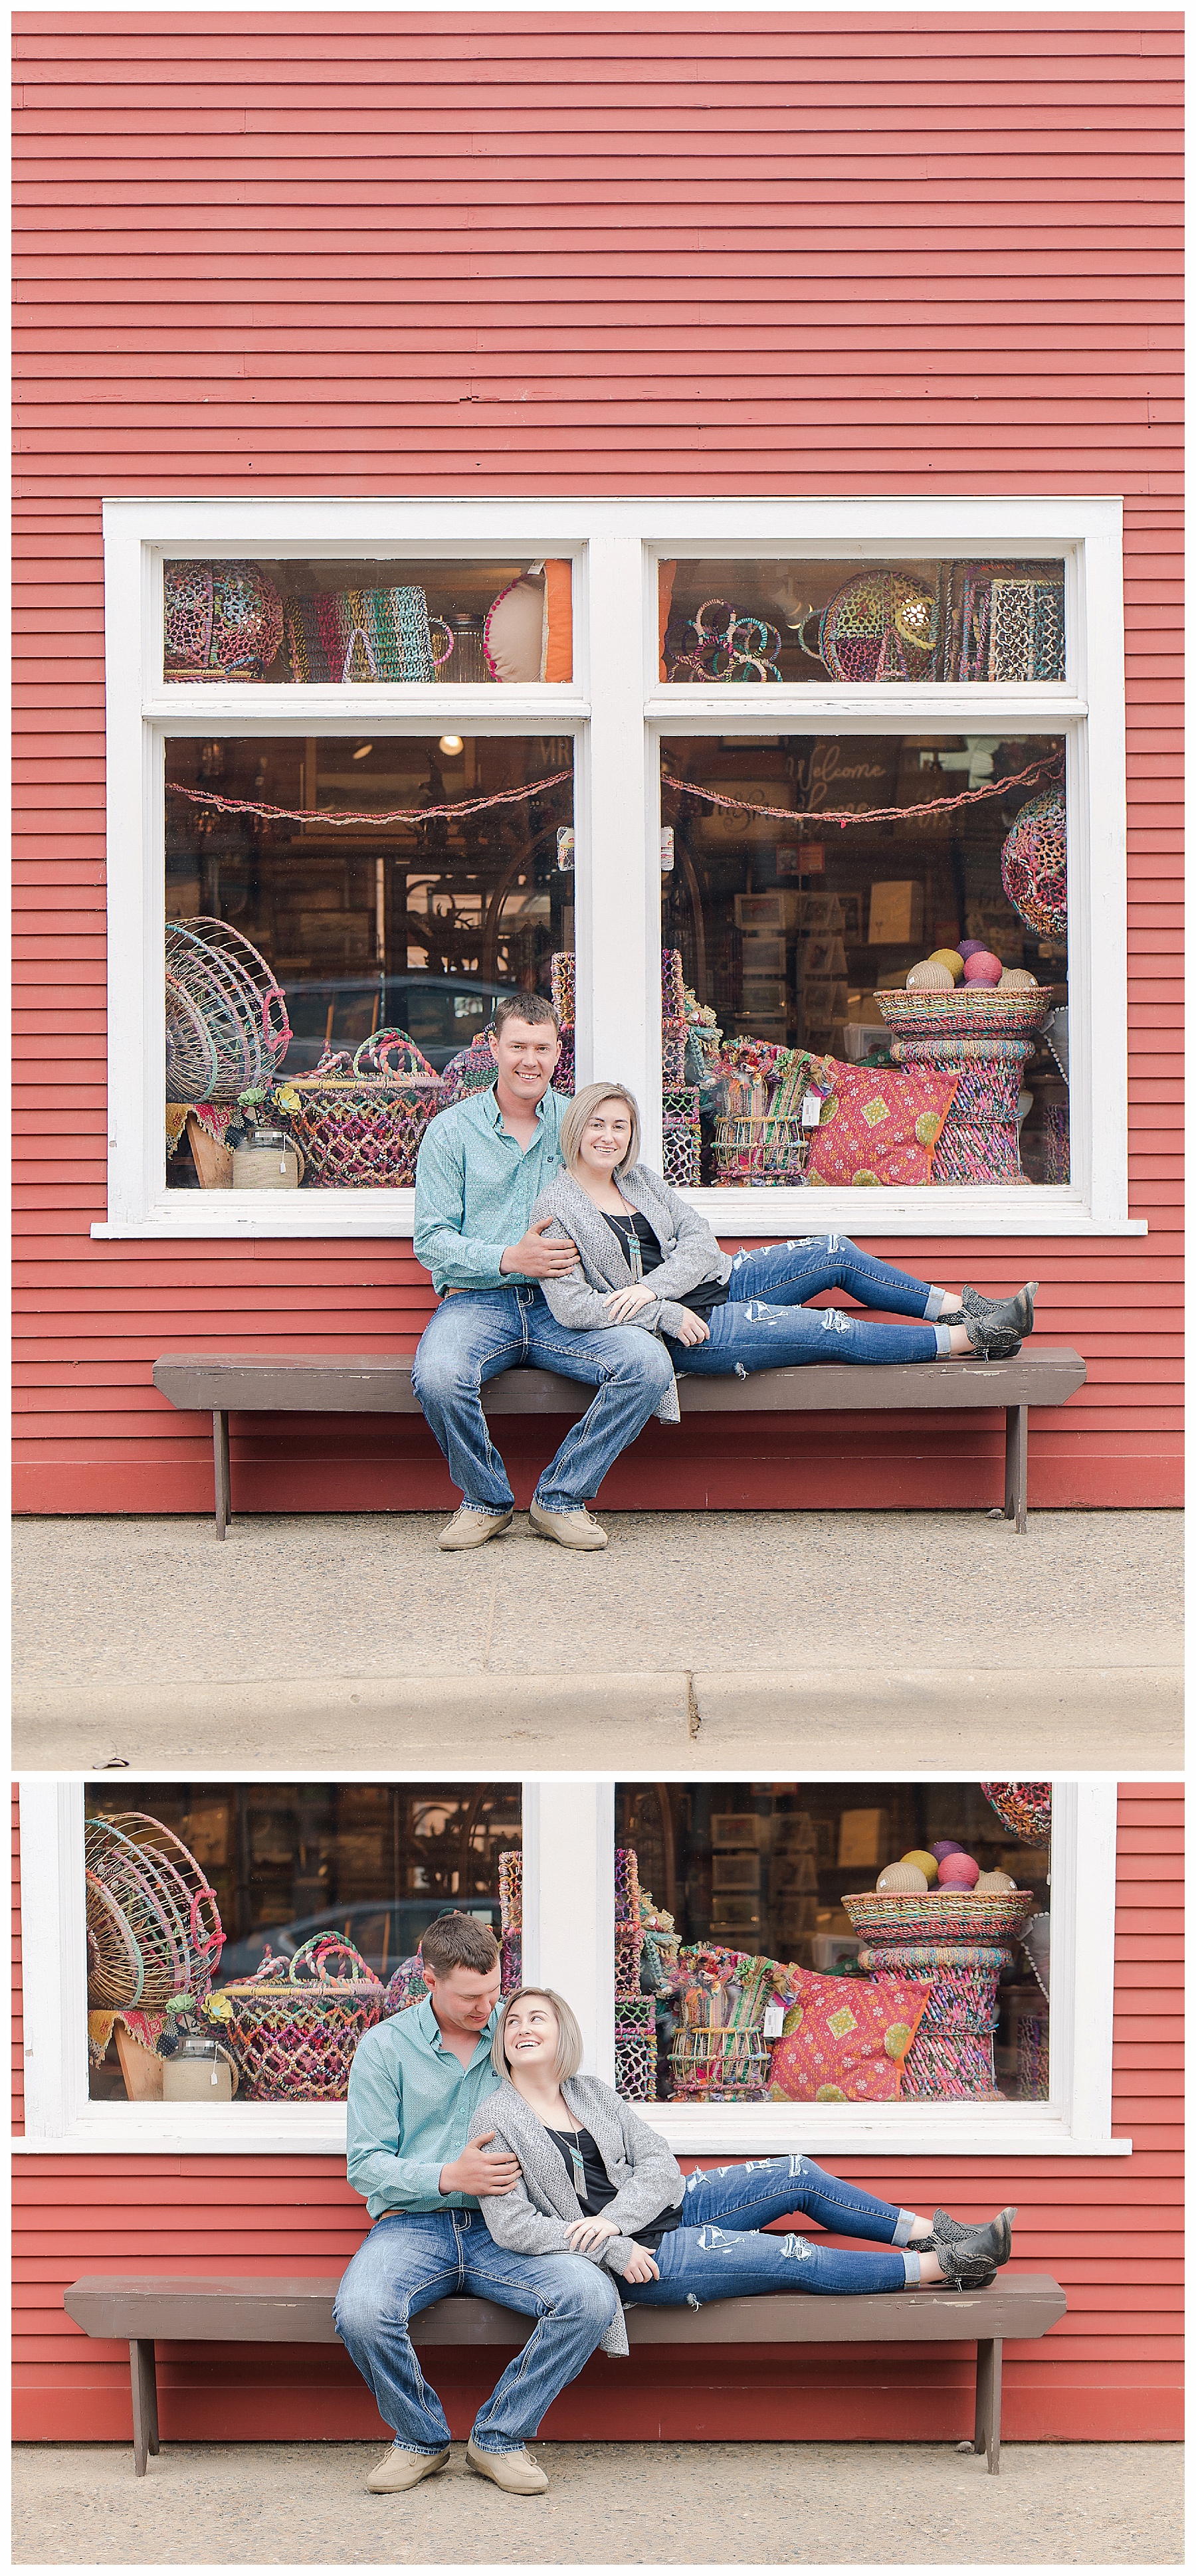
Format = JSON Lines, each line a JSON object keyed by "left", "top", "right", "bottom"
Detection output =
{"left": 336, "top": 1911, "right": 617, "bottom": 2497}
{"left": 411, "top": 991, "right": 672, "bottom": 1552}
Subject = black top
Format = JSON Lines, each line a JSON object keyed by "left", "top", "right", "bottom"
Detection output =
{"left": 601, "top": 1209, "right": 730, "bottom": 1320}
{"left": 545, "top": 2122, "right": 683, "bottom": 2251}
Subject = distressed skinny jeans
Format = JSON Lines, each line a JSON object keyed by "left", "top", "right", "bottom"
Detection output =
{"left": 668, "top": 1236, "right": 951, "bottom": 1374}
{"left": 621, "top": 2155, "right": 923, "bottom": 2306}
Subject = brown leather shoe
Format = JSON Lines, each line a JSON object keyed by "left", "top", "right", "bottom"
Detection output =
{"left": 437, "top": 1508, "right": 514, "bottom": 1552}
{"left": 465, "top": 2438, "right": 548, "bottom": 2494}
{"left": 365, "top": 2443, "right": 451, "bottom": 2492}
{"left": 528, "top": 1501, "right": 607, "bottom": 1551}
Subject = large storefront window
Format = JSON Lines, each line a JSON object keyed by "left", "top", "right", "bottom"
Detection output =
{"left": 658, "top": 557, "right": 1066, "bottom": 685}
{"left": 164, "top": 557, "right": 573, "bottom": 686}
{"left": 164, "top": 735, "right": 574, "bottom": 1187}
{"left": 660, "top": 733, "right": 1068, "bottom": 1188}
{"left": 84, "top": 1780, "right": 520, "bottom": 2104}
{"left": 614, "top": 1782, "right": 1052, "bottom": 2110}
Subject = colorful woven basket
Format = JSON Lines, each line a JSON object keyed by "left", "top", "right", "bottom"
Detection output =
{"left": 874, "top": 986, "right": 1054, "bottom": 1041}
{"left": 1001, "top": 785, "right": 1067, "bottom": 938}
{"left": 165, "top": 918, "right": 292, "bottom": 1103}
{"left": 285, "top": 586, "right": 454, "bottom": 686}
{"left": 165, "top": 559, "right": 284, "bottom": 680}
{"left": 207, "top": 1934, "right": 384, "bottom": 2102}
{"left": 843, "top": 1890, "right": 1036, "bottom": 1945}
{"left": 274, "top": 1030, "right": 442, "bottom": 1186}
{"left": 981, "top": 1781, "right": 1053, "bottom": 1845}
{"left": 86, "top": 1813, "right": 225, "bottom": 2011}
{"left": 801, "top": 570, "right": 939, "bottom": 683}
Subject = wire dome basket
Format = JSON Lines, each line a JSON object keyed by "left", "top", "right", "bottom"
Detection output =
{"left": 85, "top": 1813, "right": 225, "bottom": 2011}
{"left": 1001, "top": 784, "right": 1067, "bottom": 938}
{"left": 802, "top": 571, "right": 940, "bottom": 683}
{"left": 164, "top": 559, "right": 284, "bottom": 680}
{"left": 165, "top": 917, "right": 291, "bottom": 1102}
{"left": 206, "top": 1934, "right": 385, "bottom": 2102}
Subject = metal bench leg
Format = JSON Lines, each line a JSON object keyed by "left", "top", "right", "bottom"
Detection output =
{"left": 130, "top": 2338, "right": 159, "bottom": 2475}
{"left": 213, "top": 1409, "right": 231, "bottom": 1540}
{"left": 1004, "top": 1405, "right": 1029, "bottom": 1533}
{"left": 974, "top": 2334, "right": 1003, "bottom": 2472}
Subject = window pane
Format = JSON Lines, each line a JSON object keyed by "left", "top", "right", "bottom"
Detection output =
{"left": 658, "top": 559, "right": 1065, "bottom": 684}
{"left": 84, "top": 1780, "right": 520, "bottom": 2102}
{"left": 615, "top": 1783, "right": 1050, "bottom": 2106}
{"left": 660, "top": 732, "right": 1068, "bottom": 1188}
{"left": 163, "top": 558, "right": 573, "bottom": 684}
{"left": 164, "top": 734, "right": 574, "bottom": 1187}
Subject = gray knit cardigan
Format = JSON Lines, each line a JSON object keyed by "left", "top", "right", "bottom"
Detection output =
{"left": 528, "top": 1162, "right": 733, "bottom": 1426}
{"left": 466, "top": 2073, "right": 685, "bottom": 2357}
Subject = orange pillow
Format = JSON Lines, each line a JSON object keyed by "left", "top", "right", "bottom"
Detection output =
{"left": 805, "top": 1063, "right": 957, "bottom": 1188}
{"left": 542, "top": 559, "right": 573, "bottom": 682}
{"left": 767, "top": 1968, "right": 928, "bottom": 2103}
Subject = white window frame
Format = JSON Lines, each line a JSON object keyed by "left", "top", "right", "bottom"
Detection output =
{"left": 95, "top": 495, "right": 1142, "bottom": 1243}
{"left": 15, "top": 1776, "right": 1129, "bottom": 2160}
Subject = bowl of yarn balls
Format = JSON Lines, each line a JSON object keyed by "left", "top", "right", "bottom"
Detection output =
{"left": 842, "top": 1841, "right": 1037, "bottom": 1943}
{"left": 872, "top": 943, "right": 1055, "bottom": 1038}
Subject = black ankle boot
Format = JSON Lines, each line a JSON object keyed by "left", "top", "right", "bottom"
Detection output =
{"left": 909, "top": 2206, "right": 1016, "bottom": 2266}
{"left": 962, "top": 1311, "right": 1023, "bottom": 1361}
{"left": 964, "top": 1281, "right": 1037, "bottom": 1335}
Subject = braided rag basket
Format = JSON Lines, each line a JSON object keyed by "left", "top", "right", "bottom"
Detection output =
{"left": 275, "top": 1030, "right": 443, "bottom": 1186}
{"left": 205, "top": 1934, "right": 385, "bottom": 2101}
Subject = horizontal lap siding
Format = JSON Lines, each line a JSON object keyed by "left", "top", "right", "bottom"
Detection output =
{"left": 12, "top": 1783, "right": 1182, "bottom": 2442}
{"left": 13, "top": 12, "right": 1182, "bottom": 1513}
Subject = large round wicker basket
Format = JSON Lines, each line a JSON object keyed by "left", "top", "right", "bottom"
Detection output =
{"left": 842, "top": 1888, "right": 1037, "bottom": 1946}
{"left": 873, "top": 986, "right": 1056, "bottom": 1042}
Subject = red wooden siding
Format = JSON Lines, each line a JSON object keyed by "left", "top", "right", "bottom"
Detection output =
{"left": 12, "top": 1783, "right": 1182, "bottom": 2443}
{"left": 13, "top": 12, "right": 1182, "bottom": 1513}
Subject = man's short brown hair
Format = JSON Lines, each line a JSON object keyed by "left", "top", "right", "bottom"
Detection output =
{"left": 420, "top": 1912, "right": 500, "bottom": 1978}
{"left": 492, "top": 990, "right": 559, "bottom": 1037}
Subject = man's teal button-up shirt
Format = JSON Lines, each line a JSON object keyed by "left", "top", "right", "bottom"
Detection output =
{"left": 413, "top": 1083, "right": 567, "bottom": 1294}
{"left": 345, "top": 1993, "right": 502, "bottom": 2220}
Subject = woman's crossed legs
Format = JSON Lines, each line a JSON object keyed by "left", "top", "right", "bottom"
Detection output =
{"left": 621, "top": 2154, "right": 927, "bottom": 2303}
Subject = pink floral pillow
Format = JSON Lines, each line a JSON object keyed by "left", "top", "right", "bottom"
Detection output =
{"left": 767, "top": 1967, "right": 928, "bottom": 2103}
{"left": 805, "top": 1063, "right": 957, "bottom": 1188}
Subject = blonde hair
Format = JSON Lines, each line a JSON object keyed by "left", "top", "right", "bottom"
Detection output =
{"left": 560, "top": 1081, "right": 641, "bottom": 1174}
{"left": 492, "top": 1986, "right": 585, "bottom": 2083}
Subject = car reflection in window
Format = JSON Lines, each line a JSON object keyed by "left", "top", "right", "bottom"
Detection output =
{"left": 216, "top": 1896, "right": 503, "bottom": 1987}
{"left": 280, "top": 975, "right": 520, "bottom": 1073}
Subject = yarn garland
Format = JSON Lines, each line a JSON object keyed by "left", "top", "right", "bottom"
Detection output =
{"left": 167, "top": 771, "right": 573, "bottom": 830}
{"left": 662, "top": 749, "right": 1062, "bottom": 834}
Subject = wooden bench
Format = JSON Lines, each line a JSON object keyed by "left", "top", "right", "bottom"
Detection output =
{"left": 64, "top": 2270, "right": 1065, "bottom": 2477}
{"left": 153, "top": 1346, "right": 1086, "bottom": 1538}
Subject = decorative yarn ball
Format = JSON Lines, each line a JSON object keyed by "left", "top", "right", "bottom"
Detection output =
{"left": 957, "top": 941, "right": 986, "bottom": 960}
{"left": 900, "top": 1849, "right": 939, "bottom": 1885}
{"left": 974, "top": 1868, "right": 1017, "bottom": 1893}
{"left": 998, "top": 966, "right": 1038, "bottom": 991}
{"left": 963, "top": 951, "right": 1003, "bottom": 986}
{"left": 906, "top": 960, "right": 953, "bottom": 992}
{"left": 937, "top": 1852, "right": 981, "bottom": 1889}
{"left": 930, "top": 1840, "right": 965, "bottom": 1861}
{"left": 928, "top": 949, "right": 965, "bottom": 984}
{"left": 876, "top": 1861, "right": 929, "bottom": 1892}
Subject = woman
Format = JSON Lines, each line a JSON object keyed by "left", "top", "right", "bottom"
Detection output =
{"left": 468, "top": 1987, "right": 1015, "bottom": 2351}
{"left": 529, "top": 1083, "right": 1035, "bottom": 1412}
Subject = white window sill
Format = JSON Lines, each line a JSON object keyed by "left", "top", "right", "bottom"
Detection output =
{"left": 92, "top": 1187, "right": 1147, "bottom": 1242}
{"left": 14, "top": 2102, "right": 1131, "bottom": 2158}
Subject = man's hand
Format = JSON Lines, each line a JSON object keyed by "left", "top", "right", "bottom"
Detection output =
{"left": 499, "top": 1217, "right": 578, "bottom": 1279}
{"left": 440, "top": 2134, "right": 524, "bottom": 2197}
{"left": 619, "top": 2247, "right": 660, "bottom": 2284}
{"left": 563, "top": 2213, "right": 621, "bottom": 2253}
{"left": 604, "top": 1282, "right": 657, "bottom": 1325}
{"left": 670, "top": 1311, "right": 710, "bottom": 1347}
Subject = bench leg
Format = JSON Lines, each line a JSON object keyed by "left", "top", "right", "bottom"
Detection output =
{"left": 213, "top": 1409, "right": 231, "bottom": 1539}
{"left": 130, "top": 2338, "right": 159, "bottom": 2476}
{"left": 974, "top": 2334, "right": 1003, "bottom": 2473}
{"left": 1004, "top": 1405, "right": 1029, "bottom": 1532}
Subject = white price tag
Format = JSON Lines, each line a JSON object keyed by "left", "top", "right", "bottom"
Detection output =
{"left": 763, "top": 2001, "right": 785, "bottom": 2040}
{"left": 801, "top": 1092, "right": 824, "bottom": 1129}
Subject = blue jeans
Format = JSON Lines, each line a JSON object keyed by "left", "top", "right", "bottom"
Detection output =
{"left": 621, "top": 2156, "right": 922, "bottom": 2306}
{"left": 411, "top": 1283, "right": 675, "bottom": 1515}
{"left": 334, "top": 2208, "right": 619, "bottom": 2454}
{"left": 667, "top": 1236, "right": 949, "bottom": 1374}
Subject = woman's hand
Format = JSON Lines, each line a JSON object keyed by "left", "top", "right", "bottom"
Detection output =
{"left": 619, "top": 2247, "right": 661, "bottom": 2284}
{"left": 563, "top": 2213, "right": 622, "bottom": 2253}
{"left": 604, "top": 1283, "right": 658, "bottom": 1324}
{"left": 670, "top": 1311, "right": 710, "bottom": 1347}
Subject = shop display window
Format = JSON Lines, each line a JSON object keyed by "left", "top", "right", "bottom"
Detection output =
{"left": 163, "top": 557, "right": 573, "bottom": 686}
{"left": 660, "top": 733, "right": 1068, "bottom": 1188}
{"left": 614, "top": 1782, "right": 1051, "bottom": 2111}
{"left": 164, "top": 733, "right": 575, "bottom": 1187}
{"left": 84, "top": 1780, "right": 521, "bottom": 2106}
{"left": 658, "top": 558, "right": 1066, "bottom": 686}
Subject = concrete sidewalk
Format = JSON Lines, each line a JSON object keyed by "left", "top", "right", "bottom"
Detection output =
{"left": 13, "top": 1508, "right": 1182, "bottom": 1770}
{"left": 11, "top": 2439, "right": 1184, "bottom": 2565}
